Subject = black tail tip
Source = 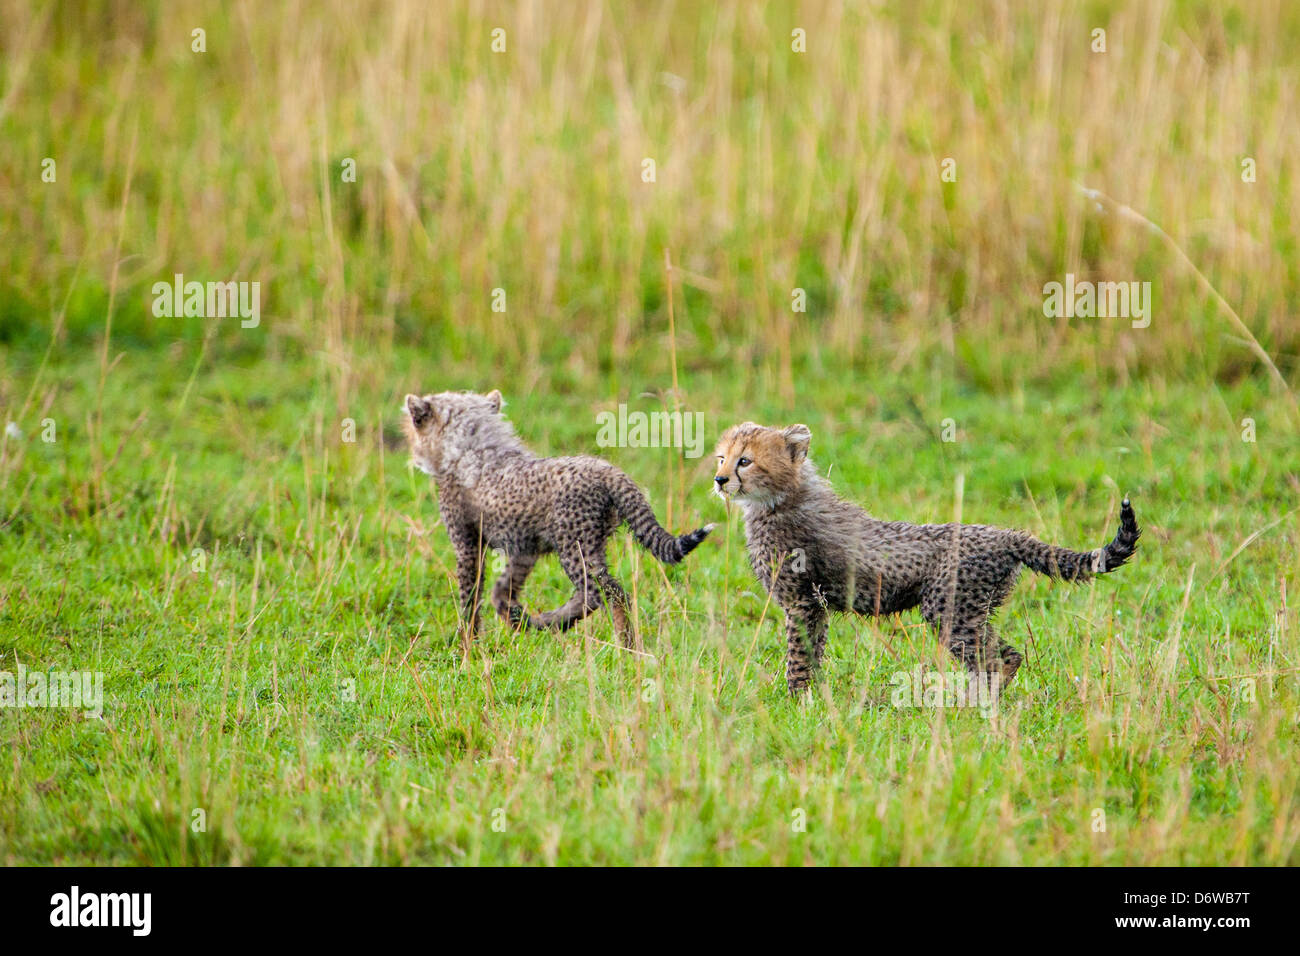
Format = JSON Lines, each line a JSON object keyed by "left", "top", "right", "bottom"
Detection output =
{"left": 1120, "top": 496, "right": 1138, "bottom": 529}
{"left": 677, "top": 524, "right": 714, "bottom": 559}
{"left": 1111, "top": 496, "right": 1141, "bottom": 564}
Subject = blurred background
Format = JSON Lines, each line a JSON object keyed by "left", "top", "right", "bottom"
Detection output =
{"left": 3, "top": 0, "right": 1298, "bottom": 397}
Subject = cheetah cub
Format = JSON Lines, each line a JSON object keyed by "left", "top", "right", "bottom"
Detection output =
{"left": 713, "top": 422, "right": 1140, "bottom": 694}
{"left": 403, "top": 389, "right": 712, "bottom": 646}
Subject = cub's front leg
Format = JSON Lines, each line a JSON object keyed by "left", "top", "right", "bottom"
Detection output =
{"left": 783, "top": 612, "right": 813, "bottom": 693}
{"left": 445, "top": 520, "right": 488, "bottom": 641}
{"left": 753, "top": 547, "right": 821, "bottom": 693}
{"left": 491, "top": 552, "right": 538, "bottom": 628}
{"left": 781, "top": 601, "right": 826, "bottom": 694}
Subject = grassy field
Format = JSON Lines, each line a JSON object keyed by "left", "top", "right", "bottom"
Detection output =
{"left": 2, "top": 0, "right": 1298, "bottom": 865}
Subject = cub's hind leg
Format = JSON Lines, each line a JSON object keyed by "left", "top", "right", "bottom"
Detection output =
{"left": 591, "top": 565, "right": 633, "bottom": 648}
{"left": 939, "top": 620, "right": 1023, "bottom": 688}
{"left": 920, "top": 590, "right": 1002, "bottom": 678}
{"left": 921, "top": 556, "right": 1023, "bottom": 689}
{"left": 991, "top": 629, "right": 1023, "bottom": 685}
{"left": 491, "top": 552, "right": 538, "bottom": 629}
{"left": 531, "top": 539, "right": 604, "bottom": 633}
{"left": 549, "top": 540, "right": 633, "bottom": 646}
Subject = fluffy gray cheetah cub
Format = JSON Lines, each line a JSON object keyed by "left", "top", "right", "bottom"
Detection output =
{"left": 713, "top": 422, "right": 1140, "bottom": 694}
{"left": 403, "top": 389, "right": 712, "bottom": 646}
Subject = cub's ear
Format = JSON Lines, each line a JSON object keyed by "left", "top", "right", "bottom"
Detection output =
{"left": 782, "top": 424, "right": 812, "bottom": 462}
{"left": 485, "top": 389, "right": 504, "bottom": 414}
{"left": 405, "top": 394, "right": 435, "bottom": 428}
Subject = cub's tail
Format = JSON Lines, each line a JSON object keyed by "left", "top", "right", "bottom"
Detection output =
{"left": 606, "top": 471, "right": 713, "bottom": 564}
{"left": 1016, "top": 497, "right": 1141, "bottom": 581}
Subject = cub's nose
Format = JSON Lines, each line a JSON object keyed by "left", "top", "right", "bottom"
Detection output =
{"left": 714, "top": 475, "right": 729, "bottom": 487}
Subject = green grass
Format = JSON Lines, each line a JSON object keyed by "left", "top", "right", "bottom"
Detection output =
{"left": 2, "top": 346, "right": 1297, "bottom": 864}
{"left": 1, "top": 0, "right": 1299, "bottom": 864}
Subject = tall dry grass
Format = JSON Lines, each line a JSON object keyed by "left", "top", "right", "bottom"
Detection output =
{"left": 2, "top": 0, "right": 1297, "bottom": 412}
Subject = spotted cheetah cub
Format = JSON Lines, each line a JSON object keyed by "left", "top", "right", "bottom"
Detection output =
{"left": 403, "top": 390, "right": 712, "bottom": 646}
{"left": 713, "top": 422, "right": 1140, "bottom": 693}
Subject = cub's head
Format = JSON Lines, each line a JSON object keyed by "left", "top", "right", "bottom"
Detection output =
{"left": 402, "top": 388, "right": 506, "bottom": 477}
{"left": 712, "top": 422, "right": 812, "bottom": 507}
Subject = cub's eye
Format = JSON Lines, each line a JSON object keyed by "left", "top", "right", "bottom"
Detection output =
{"left": 738, "top": 457, "right": 752, "bottom": 467}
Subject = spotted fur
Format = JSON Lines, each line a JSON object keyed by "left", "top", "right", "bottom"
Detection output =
{"left": 714, "top": 422, "right": 1140, "bottom": 693}
{"left": 403, "top": 390, "right": 712, "bottom": 646}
